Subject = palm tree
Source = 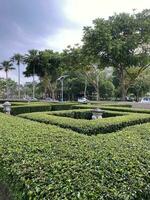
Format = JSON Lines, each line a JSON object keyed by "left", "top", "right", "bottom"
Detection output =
{"left": 24, "top": 49, "right": 39, "bottom": 99}
{"left": 0, "top": 60, "right": 15, "bottom": 99}
{"left": 11, "top": 53, "right": 23, "bottom": 99}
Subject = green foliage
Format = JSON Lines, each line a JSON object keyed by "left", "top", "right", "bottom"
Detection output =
{"left": 73, "top": 104, "right": 150, "bottom": 114}
{"left": 11, "top": 53, "right": 24, "bottom": 68}
{"left": 0, "top": 113, "right": 150, "bottom": 199}
{"left": 100, "top": 106, "right": 150, "bottom": 114}
{"left": 0, "top": 60, "right": 15, "bottom": 74}
{"left": 82, "top": 10, "right": 150, "bottom": 99}
{"left": 9, "top": 103, "right": 75, "bottom": 115}
{"left": 0, "top": 78, "right": 18, "bottom": 98}
{"left": 128, "top": 67, "right": 150, "bottom": 100}
{"left": 100, "top": 80, "right": 115, "bottom": 99}
{"left": 23, "top": 49, "right": 63, "bottom": 98}
{"left": 50, "top": 109, "right": 124, "bottom": 119}
{"left": 0, "top": 102, "right": 77, "bottom": 115}
{"left": 19, "top": 110, "right": 150, "bottom": 135}
{"left": 11, "top": 104, "right": 52, "bottom": 115}
{"left": 50, "top": 103, "right": 76, "bottom": 111}
{"left": 23, "top": 49, "right": 39, "bottom": 77}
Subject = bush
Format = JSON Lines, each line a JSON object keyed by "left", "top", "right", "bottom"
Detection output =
{"left": 73, "top": 104, "right": 150, "bottom": 114}
{"left": 11, "top": 104, "right": 52, "bottom": 115}
{"left": 50, "top": 109, "right": 124, "bottom": 119}
{"left": 19, "top": 110, "right": 150, "bottom": 135}
{"left": 51, "top": 109, "right": 93, "bottom": 119}
{"left": 0, "top": 102, "right": 77, "bottom": 115}
{"left": 0, "top": 113, "right": 150, "bottom": 199}
{"left": 103, "top": 104, "right": 132, "bottom": 108}
{"left": 50, "top": 103, "right": 77, "bottom": 111}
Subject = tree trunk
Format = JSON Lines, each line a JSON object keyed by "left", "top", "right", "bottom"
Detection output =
{"left": 49, "top": 82, "right": 57, "bottom": 100}
{"left": 120, "top": 67, "right": 126, "bottom": 101}
{"left": 6, "top": 71, "right": 8, "bottom": 99}
{"left": 44, "top": 87, "right": 47, "bottom": 98}
{"left": 84, "top": 79, "right": 87, "bottom": 98}
{"left": 32, "top": 66, "right": 35, "bottom": 99}
{"left": 96, "top": 71, "right": 100, "bottom": 101}
{"left": 51, "top": 89, "right": 55, "bottom": 100}
{"left": 18, "top": 64, "right": 21, "bottom": 99}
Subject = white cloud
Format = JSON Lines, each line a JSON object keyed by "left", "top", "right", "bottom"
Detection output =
{"left": 45, "top": 28, "right": 83, "bottom": 51}
{"left": 64, "top": 0, "right": 150, "bottom": 26}
{"left": 46, "top": 0, "right": 150, "bottom": 50}
{"left": 1, "top": 0, "right": 149, "bottom": 83}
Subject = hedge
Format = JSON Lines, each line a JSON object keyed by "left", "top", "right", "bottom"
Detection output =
{"left": 50, "top": 109, "right": 125, "bottom": 120}
{"left": 19, "top": 110, "right": 150, "bottom": 135}
{"left": 11, "top": 104, "right": 52, "bottom": 115}
{"left": 0, "top": 103, "right": 77, "bottom": 115}
{"left": 0, "top": 113, "right": 150, "bottom": 199}
{"left": 50, "top": 103, "right": 77, "bottom": 111}
{"left": 103, "top": 104, "right": 132, "bottom": 108}
{"left": 73, "top": 104, "right": 150, "bottom": 114}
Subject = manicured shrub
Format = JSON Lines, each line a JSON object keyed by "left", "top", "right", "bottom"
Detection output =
{"left": 103, "top": 104, "right": 132, "bottom": 108}
{"left": 0, "top": 107, "right": 3, "bottom": 112}
{"left": 0, "top": 102, "right": 77, "bottom": 115}
{"left": 50, "top": 109, "right": 124, "bottom": 119}
{"left": 51, "top": 109, "right": 93, "bottom": 119}
{"left": 0, "top": 113, "right": 150, "bottom": 199}
{"left": 73, "top": 104, "right": 150, "bottom": 114}
{"left": 19, "top": 111, "right": 150, "bottom": 135}
{"left": 50, "top": 103, "right": 77, "bottom": 111}
{"left": 11, "top": 104, "right": 52, "bottom": 115}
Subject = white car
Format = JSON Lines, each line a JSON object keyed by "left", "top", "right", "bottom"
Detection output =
{"left": 140, "top": 97, "right": 150, "bottom": 103}
{"left": 78, "top": 97, "right": 89, "bottom": 103}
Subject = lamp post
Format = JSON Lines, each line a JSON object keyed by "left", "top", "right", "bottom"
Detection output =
{"left": 57, "top": 75, "right": 68, "bottom": 102}
{"left": 92, "top": 108, "right": 104, "bottom": 119}
{"left": 2, "top": 101, "right": 11, "bottom": 114}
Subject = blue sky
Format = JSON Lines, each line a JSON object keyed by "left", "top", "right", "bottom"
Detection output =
{"left": 0, "top": 0, "right": 149, "bottom": 83}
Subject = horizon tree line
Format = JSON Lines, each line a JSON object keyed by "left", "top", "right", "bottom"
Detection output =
{"left": 0, "top": 9, "right": 150, "bottom": 100}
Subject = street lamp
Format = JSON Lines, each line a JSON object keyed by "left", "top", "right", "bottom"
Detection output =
{"left": 57, "top": 75, "right": 68, "bottom": 102}
{"left": 2, "top": 101, "right": 11, "bottom": 114}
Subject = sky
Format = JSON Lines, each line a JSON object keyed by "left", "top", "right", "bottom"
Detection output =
{"left": 0, "top": 0, "right": 150, "bottom": 83}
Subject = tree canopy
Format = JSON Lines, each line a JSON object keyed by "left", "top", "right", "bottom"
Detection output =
{"left": 82, "top": 9, "right": 150, "bottom": 99}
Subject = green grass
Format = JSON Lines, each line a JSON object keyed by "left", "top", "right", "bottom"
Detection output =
{"left": 0, "top": 113, "right": 150, "bottom": 199}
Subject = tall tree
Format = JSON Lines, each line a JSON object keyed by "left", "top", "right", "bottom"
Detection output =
{"left": 62, "top": 45, "right": 102, "bottom": 100}
{"left": 0, "top": 78, "right": 17, "bottom": 99}
{"left": 11, "top": 53, "right": 23, "bottom": 99}
{"left": 0, "top": 60, "right": 15, "bottom": 99}
{"left": 24, "top": 49, "right": 62, "bottom": 99}
{"left": 38, "top": 50, "right": 62, "bottom": 99}
{"left": 128, "top": 67, "right": 150, "bottom": 101}
{"left": 82, "top": 9, "right": 150, "bottom": 100}
{"left": 24, "top": 49, "right": 39, "bottom": 98}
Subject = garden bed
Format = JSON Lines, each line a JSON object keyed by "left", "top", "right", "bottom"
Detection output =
{"left": 0, "top": 113, "right": 150, "bottom": 199}
{"left": 19, "top": 110, "right": 150, "bottom": 135}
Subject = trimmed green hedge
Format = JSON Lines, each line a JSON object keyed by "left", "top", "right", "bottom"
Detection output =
{"left": 103, "top": 104, "right": 132, "bottom": 108}
{"left": 50, "top": 109, "right": 125, "bottom": 119}
{"left": 0, "top": 103, "right": 77, "bottom": 115}
{"left": 73, "top": 104, "right": 150, "bottom": 114}
{"left": 101, "top": 106, "right": 150, "bottom": 114}
{"left": 50, "top": 103, "right": 77, "bottom": 111}
{"left": 19, "top": 111, "right": 150, "bottom": 135}
{"left": 11, "top": 104, "right": 52, "bottom": 115}
{"left": 0, "top": 113, "right": 150, "bottom": 199}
